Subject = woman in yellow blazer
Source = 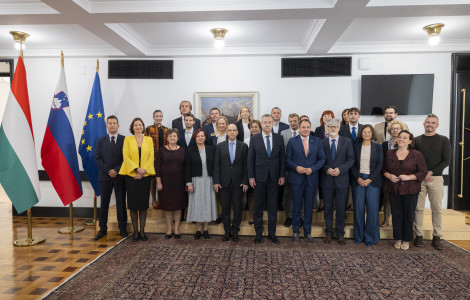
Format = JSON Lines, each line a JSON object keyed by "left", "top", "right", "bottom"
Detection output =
{"left": 119, "top": 117, "right": 156, "bottom": 242}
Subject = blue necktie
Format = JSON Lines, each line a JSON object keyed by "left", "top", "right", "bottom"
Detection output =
{"left": 229, "top": 142, "right": 235, "bottom": 164}
{"left": 352, "top": 126, "right": 357, "bottom": 141}
{"left": 331, "top": 139, "right": 336, "bottom": 160}
{"left": 266, "top": 136, "right": 271, "bottom": 157}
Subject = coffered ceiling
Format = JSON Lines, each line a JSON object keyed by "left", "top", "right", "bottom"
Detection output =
{"left": 0, "top": 0, "right": 469, "bottom": 57}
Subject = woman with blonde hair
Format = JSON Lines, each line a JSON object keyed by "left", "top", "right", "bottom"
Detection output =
{"left": 208, "top": 116, "right": 229, "bottom": 147}
{"left": 235, "top": 106, "right": 253, "bottom": 142}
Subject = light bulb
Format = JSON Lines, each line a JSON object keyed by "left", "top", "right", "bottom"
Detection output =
{"left": 14, "top": 42, "right": 21, "bottom": 50}
{"left": 214, "top": 39, "right": 225, "bottom": 49}
{"left": 428, "top": 35, "right": 440, "bottom": 46}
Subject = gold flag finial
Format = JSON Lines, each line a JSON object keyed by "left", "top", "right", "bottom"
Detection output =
{"left": 61, "top": 50, "right": 64, "bottom": 68}
{"left": 96, "top": 59, "right": 99, "bottom": 73}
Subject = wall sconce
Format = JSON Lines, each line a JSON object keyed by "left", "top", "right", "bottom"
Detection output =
{"left": 10, "top": 31, "right": 29, "bottom": 51}
{"left": 210, "top": 28, "right": 228, "bottom": 49}
{"left": 423, "top": 23, "right": 444, "bottom": 46}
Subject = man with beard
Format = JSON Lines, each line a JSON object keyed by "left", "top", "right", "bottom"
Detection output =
{"left": 374, "top": 106, "right": 409, "bottom": 144}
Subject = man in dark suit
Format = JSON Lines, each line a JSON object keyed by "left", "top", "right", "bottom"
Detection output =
{"left": 321, "top": 118, "right": 355, "bottom": 245}
{"left": 213, "top": 124, "right": 249, "bottom": 242}
{"left": 94, "top": 115, "right": 127, "bottom": 240}
{"left": 286, "top": 119, "right": 326, "bottom": 243}
{"left": 177, "top": 113, "right": 197, "bottom": 150}
{"left": 271, "top": 107, "right": 290, "bottom": 134}
{"left": 171, "top": 100, "right": 201, "bottom": 131}
{"left": 339, "top": 107, "right": 364, "bottom": 145}
{"left": 248, "top": 114, "right": 286, "bottom": 244}
{"left": 202, "top": 107, "right": 220, "bottom": 138}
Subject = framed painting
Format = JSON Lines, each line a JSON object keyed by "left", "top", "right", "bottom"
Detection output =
{"left": 194, "top": 92, "right": 259, "bottom": 125}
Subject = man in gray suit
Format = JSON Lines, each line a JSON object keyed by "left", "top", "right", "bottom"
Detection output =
{"left": 321, "top": 118, "right": 354, "bottom": 245}
{"left": 280, "top": 113, "right": 301, "bottom": 227}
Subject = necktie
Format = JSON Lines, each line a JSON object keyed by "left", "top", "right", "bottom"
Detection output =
{"left": 331, "top": 139, "right": 336, "bottom": 160}
{"left": 302, "top": 138, "right": 308, "bottom": 157}
{"left": 229, "top": 142, "right": 235, "bottom": 164}
{"left": 292, "top": 131, "right": 297, "bottom": 138}
{"left": 352, "top": 126, "right": 357, "bottom": 141}
{"left": 111, "top": 136, "right": 116, "bottom": 150}
{"left": 266, "top": 136, "right": 271, "bottom": 157}
{"left": 384, "top": 122, "right": 388, "bottom": 138}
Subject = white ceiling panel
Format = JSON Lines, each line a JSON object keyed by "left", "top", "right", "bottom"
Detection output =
{"left": 367, "top": 0, "right": 470, "bottom": 7}
{"left": 0, "top": 0, "right": 58, "bottom": 15}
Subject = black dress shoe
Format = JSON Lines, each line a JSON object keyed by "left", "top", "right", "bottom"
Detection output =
{"left": 215, "top": 217, "right": 223, "bottom": 224}
{"left": 174, "top": 234, "right": 181, "bottom": 239}
{"left": 232, "top": 234, "right": 239, "bottom": 242}
{"left": 268, "top": 235, "right": 280, "bottom": 244}
{"left": 165, "top": 233, "right": 173, "bottom": 239}
{"left": 222, "top": 233, "right": 231, "bottom": 242}
{"left": 194, "top": 231, "right": 201, "bottom": 240}
{"left": 203, "top": 230, "right": 210, "bottom": 239}
{"left": 292, "top": 233, "right": 300, "bottom": 243}
{"left": 284, "top": 217, "right": 292, "bottom": 227}
{"left": 140, "top": 232, "right": 148, "bottom": 241}
{"left": 94, "top": 230, "right": 107, "bottom": 240}
{"left": 254, "top": 235, "right": 262, "bottom": 244}
{"left": 119, "top": 231, "right": 128, "bottom": 238}
{"left": 337, "top": 237, "right": 346, "bottom": 245}
{"left": 306, "top": 234, "right": 315, "bottom": 244}
{"left": 132, "top": 232, "right": 140, "bottom": 242}
{"left": 324, "top": 235, "right": 333, "bottom": 244}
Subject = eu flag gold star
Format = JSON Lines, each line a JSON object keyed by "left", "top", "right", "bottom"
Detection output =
{"left": 84, "top": 121, "right": 87, "bottom": 126}
{"left": 88, "top": 114, "right": 93, "bottom": 120}
{"left": 86, "top": 145, "right": 92, "bottom": 151}
{"left": 82, "top": 130, "right": 85, "bottom": 135}
{"left": 81, "top": 139, "right": 85, "bottom": 145}
{"left": 96, "top": 112, "right": 103, "bottom": 118}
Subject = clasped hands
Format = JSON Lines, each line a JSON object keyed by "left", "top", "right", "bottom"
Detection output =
{"left": 357, "top": 178, "right": 372, "bottom": 187}
{"left": 326, "top": 168, "right": 341, "bottom": 177}
{"left": 387, "top": 173, "right": 413, "bottom": 183}
{"left": 133, "top": 167, "right": 147, "bottom": 180}
{"left": 296, "top": 166, "right": 313, "bottom": 175}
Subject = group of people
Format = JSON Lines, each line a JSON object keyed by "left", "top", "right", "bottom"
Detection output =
{"left": 94, "top": 101, "right": 451, "bottom": 251}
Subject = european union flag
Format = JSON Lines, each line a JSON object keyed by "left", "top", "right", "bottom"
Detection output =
{"left": 78, "top": 72, "right": 106, "bottom": 196}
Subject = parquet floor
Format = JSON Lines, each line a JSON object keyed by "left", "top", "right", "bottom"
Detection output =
{"left": 0, "top": 184, "right": 469, "bottom": 299}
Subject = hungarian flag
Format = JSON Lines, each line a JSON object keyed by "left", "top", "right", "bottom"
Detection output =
{"left": 41, "top": 61, "right": 83, "bottom": 205}
{"left": 0, "top": 56, "right": 41, "bottom": 213}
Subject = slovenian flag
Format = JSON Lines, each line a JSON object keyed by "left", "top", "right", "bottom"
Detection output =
{"left": 78, "top": 71, "right": 106, "bottom": 196}
{"left": 0, "top": 56, "right": 40, "bottom": 214}
{"left": 41, "top": 61, "right": 83, "bottom": 205}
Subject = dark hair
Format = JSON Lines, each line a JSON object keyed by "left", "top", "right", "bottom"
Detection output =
{"left": 107, "top": 115, "right": 119, "bottom": 124}
{"left": 299, "top": 119, "right": 311, "bottom": 127}
{"left": 271, "top": 107, "right": 281, "bottom": 113}
{"left": 210, "top": 107, "right": 220, "bottom": 113}
{"left": 192, "top": 128, "right": 205, "bottom": 141}
{"left": 385, "top": 106, "right": 397, "bottom": 114}
{"left": 299, "top": 115, "right": 309, "bottom": 121}
{"left": 358, "top": 124, "right": 376, "bottom": 142}
{"left": 184, "top": 113, "right": 195, "bottom": 121}
{"left": 341, "top": 108, "right": 349, "bottom": 126}
{"left": 167, "top": 128, "right": 179, "bottom": 139}
{"left": 320, "top": 110, "right": 335, "bottom": 127}
{"left": 129, "top": 117, "right": 145, "bottom": 135}
{"left": 349, "top": 107, "right": 361, "bottom": 115}
{"left": 288, "top": 113, "right": 299, "bottom": 120}
{"left": 397, "top": 130, "right": 415, "bottom": 150}
{"left": 248, "top": 119, "right": 261, "bottom": 130}
{"left": 153, "top": 110, "right": 162, "bottom": 117}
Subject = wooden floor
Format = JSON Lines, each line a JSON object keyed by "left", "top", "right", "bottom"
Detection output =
{"left": 0, "top": 185, "right": 469, "bottom": 299}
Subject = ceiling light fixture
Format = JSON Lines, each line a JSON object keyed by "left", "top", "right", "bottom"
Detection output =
{"left": 423, "top": 23, "right": 444, "bottom": 46}
{"left": 210, "top": 28, "right": 228, "bottom": 49}
{"left": 10, "top": 31, "right": 29, "bottom": 52}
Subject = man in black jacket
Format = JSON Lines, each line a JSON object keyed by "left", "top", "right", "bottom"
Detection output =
{"left": 171, "top": 100, "right": 201, "bottom": 131}
{"left": 94, "top": 115, "right": 127, "bottom": 240}
{"left": 213, "top": 124, "right": 248, "bottom": 242}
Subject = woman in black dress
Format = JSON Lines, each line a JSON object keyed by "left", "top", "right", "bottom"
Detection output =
{"left": 156, "top": 128, "right": 187, "bottom": 239}
{"left": 119, "top": 118, "right": 155, "bottom": 242}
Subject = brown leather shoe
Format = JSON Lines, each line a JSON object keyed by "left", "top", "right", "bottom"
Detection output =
{"left": 337, "top": 236, "right": 345, "bottom": 245}
{"left": 324, "top": 235, "right": 333, "bottom": 244}
{"left": 432, "top": 236, "right": 443, "bottom": 250}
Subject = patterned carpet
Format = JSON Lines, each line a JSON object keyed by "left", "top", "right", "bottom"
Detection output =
{"left": 44, "top": 234, "right": 470, "bottom": 299}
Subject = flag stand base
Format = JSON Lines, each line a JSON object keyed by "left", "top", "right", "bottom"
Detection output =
{"left": 14, "top": 237, "right": 46, "bottom": 247}
{"left": 84, "top": 193, "right": 98, "bottom": 226}
{"left": 58, "top": 203, "right": 85, "bottom": 234}
{"left": 58, "top": 226, "right": 85, "bottom": 234}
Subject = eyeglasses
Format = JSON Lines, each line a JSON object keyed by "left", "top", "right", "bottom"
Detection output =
{"left": 327, "top": 126, "right": 339, "bottom": 128}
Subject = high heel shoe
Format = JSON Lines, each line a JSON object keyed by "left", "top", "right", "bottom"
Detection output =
{"left": 165, "top": 233, "right": 173, "bottom": 239}
{"left": 132, "top": 232, "right": 140, "bottom": 242}
{"left": 140, "top": 232, "right": 148, "bottom": 241}
{"left": 174, "top": 234, "right": 181, "bottom": 239}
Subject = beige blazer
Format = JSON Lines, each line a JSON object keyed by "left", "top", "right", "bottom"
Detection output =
{"left": 374, "top": 121, "right": 409, "bottom": 144}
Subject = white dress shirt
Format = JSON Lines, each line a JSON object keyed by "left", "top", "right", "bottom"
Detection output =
{"left": 262, "top": 132, "right": 273, "bottom": 152}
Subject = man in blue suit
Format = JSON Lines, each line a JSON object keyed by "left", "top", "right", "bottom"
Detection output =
{"left": 202, "top": 107, "right": 220, "bottom": 137}
{"left": 177, "top": 113, "right": 197, "bottom": 150}
{"left": 286, "top": 119, "right": 326, "bottom": 243}
{"left": 321, "top": 118, "right": 355, "bottom": 245}
{"left": 248, "top": 114, "right": 285, "bottom": 244}
{"left": 94, "top": 115, "right": 127, "bottom": 240}
{"left": 271, "top": 107, "right": 290, "bottom": 134}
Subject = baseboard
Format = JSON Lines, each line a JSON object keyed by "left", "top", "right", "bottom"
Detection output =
{"left": 14, "top": 206, "right": 96, "bottom": 218}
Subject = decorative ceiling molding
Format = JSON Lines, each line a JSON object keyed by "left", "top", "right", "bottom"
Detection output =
{"left": 0, "top": 2, "right": 59, "bottom": 15}
{"left": 74, "top": 0, "right": 337, "bottom": 13}
{"left": 367, "top": 0, "right": 470, "bottom": 7}
{"left": 105, "top": 23, "right": 149, "bottom": 55}
{"left": 0, "top": 46, "right": 124, "bottom": 57}
{"left": 301, "top": 19, "right": 326, "bottom": 52}
{"left": 329, "top": 40, "right": 470, "bottom": 54}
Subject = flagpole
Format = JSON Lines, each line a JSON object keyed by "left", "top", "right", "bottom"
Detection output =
{"left": 83, "top": 58, "right": 100, "bottom": 227}
{"left": 9, "top": 31, "right": 46, "bottom": 247}
{"left": 59, "top": 203, "right": 85, "bottom": 233}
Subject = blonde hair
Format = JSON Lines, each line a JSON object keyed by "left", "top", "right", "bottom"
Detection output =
{"left": 212, "top": 116, "right": 228, "bottom": 137}
{"left": 237, "top": 106, "right": 253, "bottom": 122}
{"left": 387, "top": 120, "right": 405, "bottom": 134}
